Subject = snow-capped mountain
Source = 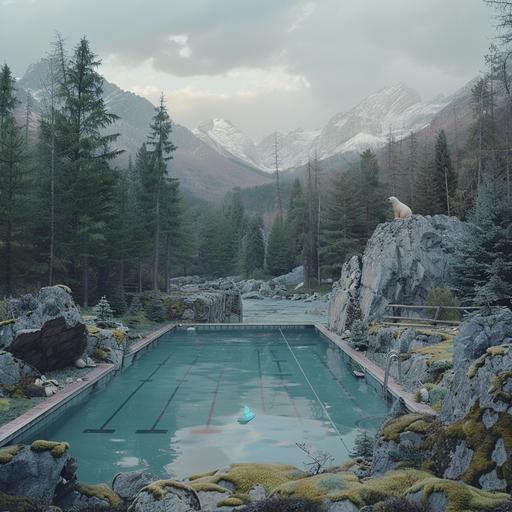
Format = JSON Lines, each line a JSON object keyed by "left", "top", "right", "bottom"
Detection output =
{"left": 193, "top": 118, "right": 262, "bottom": 169}
{"left": 195, "top": 83, "right": 450, "bottom": 173}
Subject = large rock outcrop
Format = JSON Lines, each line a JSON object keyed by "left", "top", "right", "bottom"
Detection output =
{"left": 328, "top": 215, "right": 464, "bottom": 333}
{"left": 0, "top": 286, "right": 87, "bottom": 372}
{"left": 370, "top": 309, "right": 512, "bottom": 494}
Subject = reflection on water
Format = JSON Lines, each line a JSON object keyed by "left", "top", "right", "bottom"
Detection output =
{"left": 243, "top": 297, "right": 328, "bottom": 324}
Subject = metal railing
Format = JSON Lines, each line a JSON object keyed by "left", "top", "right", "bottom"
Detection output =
{"left": 382, "top": 304, "right": 482, "bottom": 328}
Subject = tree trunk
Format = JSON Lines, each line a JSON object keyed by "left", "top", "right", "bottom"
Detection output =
{"left": 165, "top": 235, "right": 171, "bottom": 293}
{"left": 82, "top": 255, "right": 89, "bottom": 307}
{"left": 153, "top": 186, "right": 161, "bottom": 291}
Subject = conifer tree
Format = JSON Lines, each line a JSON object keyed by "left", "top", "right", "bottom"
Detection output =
{"left": 266, "top": 215, "right": 292, "bottom": 276}
{"left": 415, "top": 146, "right": 444, "bottom": 215}
{"left": 434, "top": 130, "right": 457, "bottom": 215}
{"left": 144, "top": 94, "right": 176, "bottom": 290}
{"left": 286, "top": 178, "right": 307, "bottom": 266}
{"left": 244, "top": 217, "right": 265, "bottom": 276}
{"left": 55, "top": 37, "right": 122, "bottom": 306}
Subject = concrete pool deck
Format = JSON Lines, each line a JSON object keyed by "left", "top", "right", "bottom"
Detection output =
{"left": 0, "top": 321, "right": 434, "bottom": 447}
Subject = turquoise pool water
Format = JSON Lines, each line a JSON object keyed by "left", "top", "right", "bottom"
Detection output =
{"left": 28, "top": 327, "right": 389, "bottom": 484}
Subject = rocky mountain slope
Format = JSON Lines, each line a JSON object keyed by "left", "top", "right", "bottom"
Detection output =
{"left": 15, "top": 61, "right": 272, "bottom": 203}
{"left": 196, "top": 83, "right": 455, "bottom": 173}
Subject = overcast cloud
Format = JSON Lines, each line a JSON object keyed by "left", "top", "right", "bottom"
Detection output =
{"left": 0, "top": 0, "right": 495, "bottom": 138}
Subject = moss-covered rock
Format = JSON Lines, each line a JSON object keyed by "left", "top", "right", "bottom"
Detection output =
{"left": 129, "top": 479, "right": 200, "bottom": 511}
{"left": 382, "top": 414, "right": 435, "bottom": 442}
{"left": 0, "top": 491, "right": 38, "bottom": 512}
{"left": 406, "top": 476, "right": 511, "bottom": 512}
{"left": 30, "top": 440, "right": 69, "bottom": 458}
{"left": 0, "top": 444, "right": 24, "bottom": 463}
{"left": 75, "top": 483, "right": 123, "bottom": 508}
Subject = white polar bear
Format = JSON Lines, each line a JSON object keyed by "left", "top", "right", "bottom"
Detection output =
{"left": 388, "top": 196, "right": 412, "bottom": 219}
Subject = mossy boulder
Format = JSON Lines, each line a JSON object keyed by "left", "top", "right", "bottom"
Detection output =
{"left": 0, "top": 491, "right": 39, "bottom": 512}
{"left": 129, "top": 480, "right": 200, "bottom": 512}
{"left": 406, "top": 476, "right": 511, "bottom": 512}
{"left": 56, "top": 482, "right": 122, "bottom": 511}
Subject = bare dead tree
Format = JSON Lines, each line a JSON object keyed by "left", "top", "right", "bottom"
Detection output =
{"left": 296, "top": 442, "right": 334, "bottom": 475}
{"left": 273, "top": 133, "right": 283, "bottom": 216}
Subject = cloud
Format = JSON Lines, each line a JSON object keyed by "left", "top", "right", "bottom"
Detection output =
{"left": 0, "top": 0, "right": 495, "bottom": 137}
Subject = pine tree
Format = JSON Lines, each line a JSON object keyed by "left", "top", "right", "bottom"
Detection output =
{"left": 55, "top": 37, "right": 122, "bottom": 306}
{"left": 145, "top": 94, "right": 176, "bottom": 290}
{"left": 94, "top": 296, "right": 113, "bottom": 321}
{"left": 244, "top": 217, "right": 265, "bottom": 276}
{"left": 266, "top": 215, "right": 292, "bottom": 276}
{"left": 286, "top": 178, "right": 307, "bottom": 266}
{"left": 415, "top": 145, "right": 444, "bottom": 215}
{"left": 434, "top": 130, "right": 457, "bottom": 215}
{"left": 320, "top": 168, "right": 363, "bottom": 277}
{"left": 452, "top": 163, "right": 512, "bottom": 306}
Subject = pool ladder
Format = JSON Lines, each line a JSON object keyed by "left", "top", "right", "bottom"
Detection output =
{"left": 383, "top": 350, "right": 402, "bottom": 396}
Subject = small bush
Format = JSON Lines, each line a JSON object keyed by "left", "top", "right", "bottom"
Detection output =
{"left": 375, "top": 496, "right": 432, "bottom": 512}
{"left": 241, "top": 498, "right": 325, "bottom": 512}
{"left": 94, "top": 296, "right": 113, "bottom": 322}
{"left": 145, "top": 292, "right": 165, "bottom": 323}
{"left": 349, "top": 320, "right": 369, "bottom": 350}
{"left": 351, "top": 430, "right": 374, "bottom": 459}
{"left": 109, "top": 285, "right": 127, "bottom": 316}
{"left": 425, "top": 288, "right": 460, "bottom": 321}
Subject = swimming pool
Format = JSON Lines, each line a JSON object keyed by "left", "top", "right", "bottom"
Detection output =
{"left": 25, "top": 327, "right": 389, "bottom": 484}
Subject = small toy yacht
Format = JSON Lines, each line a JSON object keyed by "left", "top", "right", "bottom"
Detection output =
{"left": 237, "top": 405, "right": 255, "bottom": 424}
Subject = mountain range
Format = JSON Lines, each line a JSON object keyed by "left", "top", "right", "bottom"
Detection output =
{"left": 14, "top": 59, "right": 477, "bottom": 203}
{"left": 193, "top": 83, "right": 457, "bottom": 173}
{"left": 15, "top": 61, "right": 273, "bottom": 203}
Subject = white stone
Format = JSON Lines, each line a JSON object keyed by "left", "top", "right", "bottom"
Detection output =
{"left": 74, "top": 358, "right": 86, "bottom": 369}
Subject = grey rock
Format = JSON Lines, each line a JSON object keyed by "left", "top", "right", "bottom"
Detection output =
{"left": 196, "top": 490, "right": 231, "bottom": 511}
{"left": 129, "top": 481, "right": 200, "bottom": 512}
{"left": 479, "top": 469, "right": 507, "bottom": 491}
{"left": 399, "top": 431, "right": 424, "bottom": 447}
{"left": 112, "top": 470, "right": 158, "bottom": 501}
{"left": 443, "top": 440, "right": 473, "bottom": 480}
{"left": 272, "top": 266, "right": 304, "bottom": 286}
{"left": 4, "top": 286, "right": 87, "bottom": 372}
{"left": 242, "top": 292, "right": 264, "bottom": 300}
{"left": 328, "top": 215, "right": 464, "bottom": 332}
{"left": 492, "top": 437, "right": 508, "bottom": 467}
{"left": 427, "top": 491, "right": 449, "bottom": 512}
{"left": 248, "top": 484, "right": 267, "bottom": 502}
{"left": 182, "top": 308, "right": 196, "bottom": 321}
{"left": 0, "top": 445, "right": 75, "bottom": 506}
{"left": 482, "top": 409, "right": 499, "bottom": 429}
{"left": 325, "top": 499, "right": 359, "bottom": 512}
{"left": 56, "top": 488, "right": 111, "bottom": 511}
{"left": 328, "top": 256, "right": 362, "bottom": 334}
{"left": 0, "top": 351, "right": 39, "bottom": 386}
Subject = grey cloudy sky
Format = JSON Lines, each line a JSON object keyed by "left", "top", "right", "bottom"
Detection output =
{"left": 0, "top": 0, "right": 495, "bottom": 138}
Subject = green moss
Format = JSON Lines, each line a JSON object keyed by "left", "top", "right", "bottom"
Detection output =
{"left": 30, "top": 440, "right": 69, "bottom": 458}
{"left": 382, "top": 414, "right": 435, "bottom": 442}
{"left": 486, "top": 346, "right": 507, "bottom": 357}
{"left": 467, "top": 353, "right": 489, "bottom": 379}
{"left": 217, "top": 497, "right": 245, "bottom": 507}
{"left": 0, "top": 319, "right": 15, "bottom": 326}
{"left": 93, "top": 348, "right": 109, "bottom": 361}
{"left": 142, "top": 480, "right": 195, "bottom": 500}
{"left": 189, "top": 482, "right": 230, "bottom": 493}
{"left": 406, "top": 477, "right": 511, "bottom": 512}
{"left": 0, "top": 491, "right": 38, "bottom": 512}
{"left": 76, "top": 483, "right": 122, "bottom": 508}
{"left": 112, "top": 328, "right": 126, "bottom": 345}
{"left": 87, "top": 324, "right": 100, "bottom": 336}
{"left": 0, "top": 444, "right": 24, "bottom": 463}
{"left": 412, "top": 339, "right": 453, "bottom": 367}
{"left": 271, "top": 469, "right": 430, "bottom": 507}
{"left": 445, "top": 404, "right": 512, "bottom": 489}
{"left": 0, "top": 398, "right": 10, "bottom": 411}
{"left": 210, "top": 463, "right": 306, "bottom": 494}
{"left": 187, "top": 469, "right": 218, "bottom": 481}
{"left": 414, "top": 390, "right": 422, "bottom": 403}
{"left": 489, "top": 371, "right": 512, "bottom": 404}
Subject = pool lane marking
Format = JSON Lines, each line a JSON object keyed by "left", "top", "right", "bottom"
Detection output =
{"left": 256, "top": 349, "right": 266, "bottom": 413}
{"left": 203, "top": 366, "right": 226, "bottom": 432}
{"left": 278, "top": 328, "right": 350, "bottom": 454}
{"left": 136, "top": 355, "right": 199, "bottom": 434}
{"left": 269, "top": 348, "right": 303, "bottom": 423}
{"left": 313, "top": 351, "right": 368, "bottom": 421}
{"left": 83, "top": 351, "right": 176, "bottom": 434}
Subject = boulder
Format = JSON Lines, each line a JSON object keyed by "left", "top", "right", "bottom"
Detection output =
{"left": 3, "top": 286, "right": 87, "bottom": 372}
{"left": 87, "top": 326, "right": 127, "bottom": 370}
{"left": 129, "top": 480, "right": 200, "bottom": 512}
{"left": 328, "top": 215, "right": 464, "bottom": 332}
{"left": 272, "top": 266, "right": 304, "bottom": 287}
{"left": 56, "top": 483, "right": 122, "bottom": 511}
{"left": 0, "top": 351, "right": 39, "bottom": 387}
{"left": 112, "top": 470, "right": 158, "bottom": 502}
{"left": 0, "top": 442, "right": 76, "bottom": 506}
